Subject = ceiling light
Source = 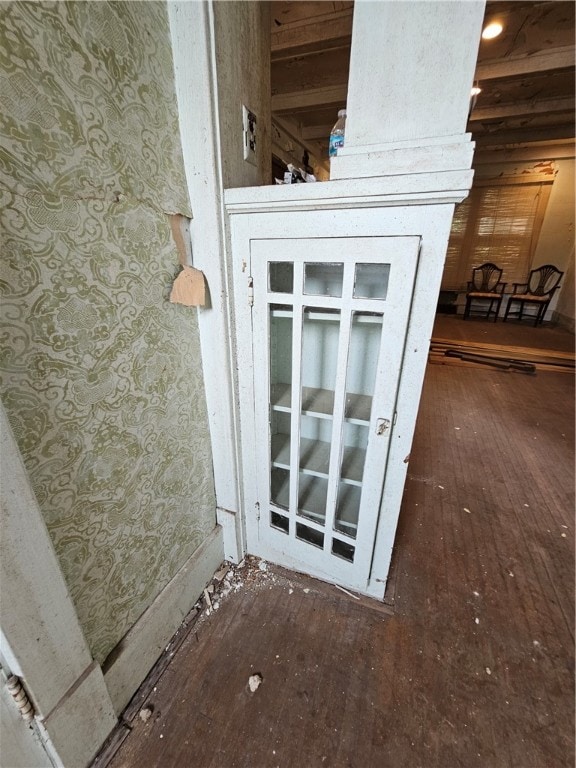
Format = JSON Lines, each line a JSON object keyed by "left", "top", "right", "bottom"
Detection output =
{"left": 471, "top": 86, "right": 482, "bottom": 96}
{"left": 482, "top": 21, "right": 503, "bottom": 39}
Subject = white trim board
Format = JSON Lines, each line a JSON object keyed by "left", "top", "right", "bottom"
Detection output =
{"left": 168, "top": 1, "right": 243, "bottom": 549}
{"left": 224, "top": 171, "right": 473, "bottom": 213}
{"left": 103, "top": 526, "right": 224, "bottom": 714}
{"left": 0, "top": 404, "right": 117, "bottom": 767}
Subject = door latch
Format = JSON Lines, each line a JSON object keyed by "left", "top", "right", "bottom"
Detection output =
{"left": 376, "top": 418, "right": 391, "bottom": 435}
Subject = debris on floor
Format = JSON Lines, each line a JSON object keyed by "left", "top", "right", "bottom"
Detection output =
{"left": 248, "top": 673, "right": 263, "bottom": 693}
{"left": 139, "top": 706, "right": 153, "bottom": 723}
{"left": 192, "top": 556, "right": 288, "bottom": 626}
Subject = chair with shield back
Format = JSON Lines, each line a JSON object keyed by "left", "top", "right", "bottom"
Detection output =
{"left": 503, "top": 264, "right": 563, "bottom": 327}
{"left": 464, "top": 262, "right": 506, "bottom": 322}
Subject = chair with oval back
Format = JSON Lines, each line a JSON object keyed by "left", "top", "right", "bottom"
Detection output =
{"left": 464, "top": 262, "right": 507, "bottom": 322}
{"left": 503, "top": 264, "right": 563, "bottom": 327}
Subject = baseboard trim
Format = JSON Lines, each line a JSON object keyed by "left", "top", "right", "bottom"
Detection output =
{"left": 216, "top": 506, "right": 243, "bottom": 563}
{"left": 103, "top": 526, "right": 224, "bottom": 714}
{"left": 38, "top": 663, "right": 117, "bottom": 768}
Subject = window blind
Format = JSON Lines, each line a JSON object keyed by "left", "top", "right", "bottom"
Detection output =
{"left": 442, "top": 182, "right": 552, "bottom": 291}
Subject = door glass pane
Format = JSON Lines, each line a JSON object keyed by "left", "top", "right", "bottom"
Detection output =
{"left": 271, "top": 510, "right": 289, "bottom": 534}
{"left": 270, "top": 304, "right": 293, "bottom": 513}
{"left": 332, "top": 537, "right": 355, "bottom": 562}
{"left": 354, "top": 263, "right": 390, "bottom": 299}
{"left": 271, "top": 411, "right": 291, "bottom": 470}
{"left": 298, "top": 415, "right": 332, "bottom": 526}
{"left": 304, "top": 263, "right": 344, "bottom": 297}
{"left": 340, "top": 422, "right": 367, "bottom": 484}
{"left": 298, "top": 473, "right": 328, "bottom": 525}
{"left": 335, "top": 312, "right": 383, "bottom": 538}
{"left": 270, "top": 305, "right": 293, "bottom": 409}
{"left": 297, "top": 308, "right": 340, "bottom": 531}
{"left": 300, "top": 308, "right": 339, "bottom": 412}
{"left": 334, "top": 482, "right": 361, "bottom": 538}
{"left": 269, "top": 262, "right": 294, "bottom": 293}
{"left": 271, "top": 468, "right": 290, "bottom": 510}
{"left": 296, "top": 522, "right": 324, "bottom": 549}
{"left": 299, "top": 415, "right": 332, "bottom": 477}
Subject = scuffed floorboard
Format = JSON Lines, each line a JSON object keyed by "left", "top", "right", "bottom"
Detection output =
{"left": 104, "top": 364, "right": 574, "bottom": 768}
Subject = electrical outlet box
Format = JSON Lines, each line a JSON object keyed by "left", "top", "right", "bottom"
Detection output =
{"left": 242, "top": 105, "right": 257, "bottom": 166}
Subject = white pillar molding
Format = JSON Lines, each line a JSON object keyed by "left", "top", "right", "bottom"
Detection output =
{"left": 331, "top": 0, "right": 485, "bottom": 181}
{"left": 0, "top": 404, "right": 117, "bottom": 767}
{"left": 168, "top": 1, "right": 243, "bottom": 561}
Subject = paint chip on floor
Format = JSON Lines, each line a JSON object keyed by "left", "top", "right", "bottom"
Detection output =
{"left": 248, "top": 673, "right": 263, "bottom": 693}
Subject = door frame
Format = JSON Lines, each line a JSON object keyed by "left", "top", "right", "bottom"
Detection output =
{"left": 0, "top": 404, "right": 117, "bottom": 767}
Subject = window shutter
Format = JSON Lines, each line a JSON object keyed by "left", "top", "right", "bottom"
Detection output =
{"left": 442, "top": 182, "right": 552, "bottom": 291}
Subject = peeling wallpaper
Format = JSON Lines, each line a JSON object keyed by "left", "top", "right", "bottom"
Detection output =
{"left": 0, "top": 1, "right": 217, "bottom": 662}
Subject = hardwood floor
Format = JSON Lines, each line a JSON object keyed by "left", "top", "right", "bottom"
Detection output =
{"left": 433, "top": 314, "right": 575, "bottom": 353}
{"left": 104, "top": 364, "right": 574, "bottom": 768}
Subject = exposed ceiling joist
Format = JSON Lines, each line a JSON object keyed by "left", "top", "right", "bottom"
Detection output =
{"left": 272, "top": 115, "right": 330, "bottom": 175}
{"left": 474, "top": 141, "right": 575, "bottom": 164}
{"left": 272, "top": 84, "right": 347, "bottom": 113}
{"left": 475, "top": 45, "right": 575, "bottom": 81}
{"left": 474, "top": 124, "right": 576, "bottom": 147}
{"left": 302, "top": 124, "right": 334, "bottom": 141}
{"left": 470, "top": 96, "right": 575, "bottom": 122}
{"left": 270, "top": 1, "right": 575, "bottom": 159}
{"left": 271, "top": 7, "right": 353, "bottom": 60}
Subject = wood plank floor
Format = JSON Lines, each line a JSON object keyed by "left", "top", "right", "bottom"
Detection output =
{"left": 433, "top": 314, "right": 575, "bottom": 353}
{"left": 106, "top": 365, "right": 574, "bottom": 768}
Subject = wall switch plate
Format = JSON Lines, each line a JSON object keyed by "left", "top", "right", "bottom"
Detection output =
{"left": 242, "top": 105, "right": 257, "bottom": 166}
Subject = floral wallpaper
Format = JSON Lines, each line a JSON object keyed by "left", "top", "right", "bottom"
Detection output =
{"left": 0, "top": 1, "right": 217, "bottom": 663}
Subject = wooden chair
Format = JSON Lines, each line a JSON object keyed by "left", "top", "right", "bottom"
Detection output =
{"left": 464, "top": 263, "right": 506, "bottom": 322}
{"left": 503, "top": 264, "right": 563, "bottom": 327}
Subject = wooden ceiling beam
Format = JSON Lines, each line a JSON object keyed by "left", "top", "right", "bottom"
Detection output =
{"left": 475, "top": 45, "right": 575, "bottom": 81}
{"left": 470, "top": 96, "right": 575, "bottom": 122}
{"left": 473, "top": 123, "right": 576, "bottom": 147}
{"left": 272, "top": 84, "right": 347, "bottom": 113}
{"left": 301, "top": 124, "right": 334, "bottom": 141}
{"left": 272, "top": 116, "right": 330, "bottom": 175}
{"left": 271, "top": 8, "right": 353, "bottom": 61}
{"left": 474, "top": 141, "right": 575, "bottom": 164}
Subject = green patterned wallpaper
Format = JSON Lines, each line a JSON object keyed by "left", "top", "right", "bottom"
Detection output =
{"left": 0, "top": 1, "right": 217, "bottom": 662}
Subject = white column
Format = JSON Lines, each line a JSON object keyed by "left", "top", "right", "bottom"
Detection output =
{"left": 331, "top": 0, "right": 485, "bottom": 180}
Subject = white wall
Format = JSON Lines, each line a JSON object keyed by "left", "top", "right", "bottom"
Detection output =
{"left": 214, "top": 0, "right": 271, "bottom": 187}
{"left": 553, "top": 244, "right": 575, "bottom": 330}
{"left": 533, "top": 158, "right": 575, "bottom": 323}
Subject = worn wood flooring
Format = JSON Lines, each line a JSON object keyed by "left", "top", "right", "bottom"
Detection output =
{"left": 106, "top": 362, "right": 574, "bottom": 768}
{"left": 433, "top": 314, "right": 575, "bottom": 353}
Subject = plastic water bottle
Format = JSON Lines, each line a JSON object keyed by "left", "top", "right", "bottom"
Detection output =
{"left": 329, "top": 109, "right": 346, "bottom": 158}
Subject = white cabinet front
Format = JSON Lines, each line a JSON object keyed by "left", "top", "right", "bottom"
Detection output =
{"left": 247, "top": 236, "right": 420, "bottom": 593}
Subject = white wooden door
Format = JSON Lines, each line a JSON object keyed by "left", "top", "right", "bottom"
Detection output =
{"left": 249, "top": 236, "right": 420, "bottom": 593}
